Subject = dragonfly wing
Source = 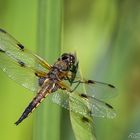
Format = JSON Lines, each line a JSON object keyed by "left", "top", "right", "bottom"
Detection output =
{"left": 70, "top": 68, "right": 117, "bottom": 100}
{"left": 52, "top": 91, "right": 116, "bottom": 118}
{"left": 0, "top": 51, "right": 42, "bottom": 92}
{"left": 0, "top": 28, "right": 51, "bottom": 71}
{"left": 52, "top": 90, "right": 70, "bottom": 110}
{"left": 0, "top": 29, "right": 50, "bottom": 92}
{"left": 52, "top": 91, "right": 91, "bottom": 117}
{"left": 87, "top": 95, "right": 116, "bottom": 118}
{"left": 74, "top": 79, "right": 117, "bottom": 100}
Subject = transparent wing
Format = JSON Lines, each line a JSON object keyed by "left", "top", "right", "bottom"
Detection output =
{"left": 52, "top": 90, "right": 116, "bottom": 119}
{"left": 73, "top": 79, "right": 117, "bottom": 100}
{"left": 68, "top": 67, "right": 117, "bottom": 100}
{"left": 0, "top": 28, "right": 51, "bottom": 71}
{"left": 0, "top": 53, "right": 42, "bottom": 92}
{"left": 0, "top": 28, "right": 51, "bottom": 92}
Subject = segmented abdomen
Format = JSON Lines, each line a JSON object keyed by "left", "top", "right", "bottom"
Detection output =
{"left": 15, "top": 80, "right": 56, "bottom": 125}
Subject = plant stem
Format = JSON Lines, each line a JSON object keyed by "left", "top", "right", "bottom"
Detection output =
{"left": 33, "top": 0, "right": 62, "bottom": 140}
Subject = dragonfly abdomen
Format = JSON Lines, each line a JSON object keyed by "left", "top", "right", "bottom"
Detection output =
{"left": 15, "top": 81, "right": 56, "bottom": 125}
{"left": 15, "top": 93, "right": 46, "bottom": 125}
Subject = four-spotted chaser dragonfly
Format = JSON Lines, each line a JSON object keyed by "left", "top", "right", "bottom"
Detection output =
{"left": 0, "top": 28, "right": 116, "bottom": 125}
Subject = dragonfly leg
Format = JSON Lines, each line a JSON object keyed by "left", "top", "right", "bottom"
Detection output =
{"left": 69, "top": 79, "right": 90, "bottom": 92}
{"left": 70, "top": 80, "right": 81, "bottom": 92}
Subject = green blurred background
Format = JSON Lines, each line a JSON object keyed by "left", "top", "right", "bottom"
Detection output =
{"left": 0, "top": 0, "right": 140, "bottom": 140}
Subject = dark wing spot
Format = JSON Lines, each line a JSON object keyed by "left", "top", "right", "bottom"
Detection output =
{"left": 18, "top": 60, "right": 25, "bottom": 67}
{"left": 108, "top": 84, "right": 115, "bottom": 88}
{"left": 81, "top": 116, "right": 89, "bottom": 123}
{"left": 87, "top": 80, "right": 95, "bottom": 84}
{"left": 15, "top": 99, "right": 36, "bottom": 125}
{"left": 0, "top": 28, "right": 6, "bottom": 33}
{"left": 17, "top": 43, "right": 24, "bottom": 50}
{"left": 105, "top": 103, "right": 113, "bottom": 109}
{"left": 35, "top": 72, "right": 39, "bottom": 77}
{"left": 80, "top": 93, "right": 88, "bottom": 98}
{"left": 0, "top": 48, "right": 5, "bottom": 53}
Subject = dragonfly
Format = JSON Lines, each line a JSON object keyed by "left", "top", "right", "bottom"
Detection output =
{"left": 0, "top": 28, "right": 117, "bottom": 125}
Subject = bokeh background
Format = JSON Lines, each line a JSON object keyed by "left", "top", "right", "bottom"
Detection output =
{"left": 0, "top": 0, "right": 140, "bottom": 140}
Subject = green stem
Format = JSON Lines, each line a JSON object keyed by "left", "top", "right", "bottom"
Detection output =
{"left": 33, "top": 0, "right": 62, "bottom": 140}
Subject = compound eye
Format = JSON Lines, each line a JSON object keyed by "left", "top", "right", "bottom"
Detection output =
{"left": 62, "top": 55, "right": 68, "bottom": 60}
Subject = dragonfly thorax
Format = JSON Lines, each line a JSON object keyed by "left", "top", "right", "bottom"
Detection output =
{"left": 47, "top": 54, "right": 76, "bottom": 82}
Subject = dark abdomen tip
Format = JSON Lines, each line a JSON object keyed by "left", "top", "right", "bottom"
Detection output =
{"left": 15, "top": 120, "right": 21, "bottom": 126}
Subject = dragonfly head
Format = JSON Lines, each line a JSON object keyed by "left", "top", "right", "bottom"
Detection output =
{"left": 59, "top": 53, "right": 76, "bottom": 70}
